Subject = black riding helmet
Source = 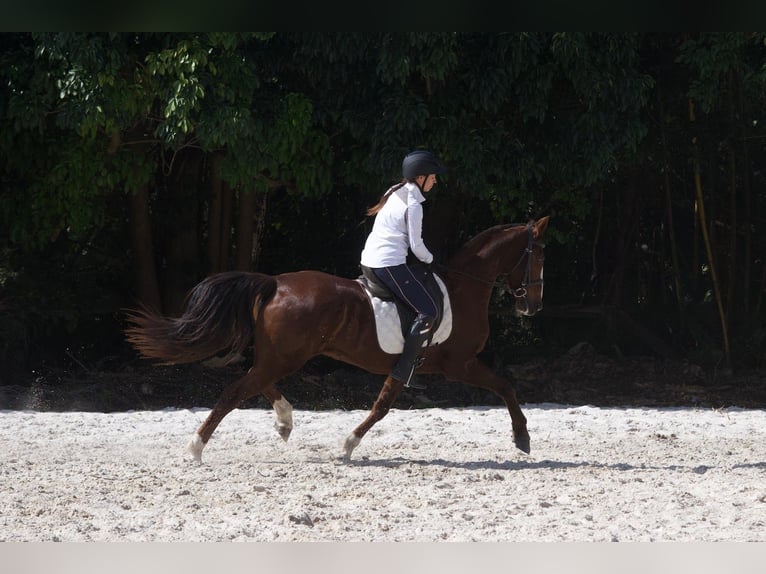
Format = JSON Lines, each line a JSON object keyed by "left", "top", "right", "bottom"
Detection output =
{"left": 402, "top": 150, "right": 447, "bottom": 180}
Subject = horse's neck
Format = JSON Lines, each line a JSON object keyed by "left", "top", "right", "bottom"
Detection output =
{"left": 451, "top": 253, "right": 501, "bottom": 282}
{"left": 451, "top": 228, "right": 522, "bottom": 281}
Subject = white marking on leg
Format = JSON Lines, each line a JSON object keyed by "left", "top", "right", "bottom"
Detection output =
{"left": 273, "top": 397, "right": 294, "bottom": 442}
{"left": 343, "top": 433, "right": 361, "bottom": 461}
{"left": 187, "top": 433, "right": 205, "bottom": 463}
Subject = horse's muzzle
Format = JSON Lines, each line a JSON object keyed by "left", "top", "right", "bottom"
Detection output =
{"left": 514, "top": 298, "right": 543, "bottom": 317}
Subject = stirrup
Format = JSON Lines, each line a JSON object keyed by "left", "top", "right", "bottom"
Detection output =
{"left": 405, "top": 377, "right": 427, "bottom": 390}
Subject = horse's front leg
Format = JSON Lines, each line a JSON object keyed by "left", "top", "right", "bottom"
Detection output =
{"left": 445, "top": 358, "right": 530, "bottom": 454}
{"left": 343, "top": 375, "right": 405, "bottom": 460}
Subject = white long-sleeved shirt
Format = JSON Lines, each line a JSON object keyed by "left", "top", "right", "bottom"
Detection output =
{"left": 360, "top": 182, "right": 433, "bottom": 267}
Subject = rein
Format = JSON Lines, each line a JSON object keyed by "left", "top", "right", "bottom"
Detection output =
{"left": 436, "top": 265, "right": 508, "bottom": 289}
{"left": 436, "top": 225, "right": 545, "bottom": 300}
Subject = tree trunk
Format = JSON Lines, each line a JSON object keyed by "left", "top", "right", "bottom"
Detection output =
{"left": 113, "top": 129, "right": 161, "bottom": 313}
{"left": 253, "top": 191, "right": 269, "bottom": 270}
{"left": 208, "top": 153, "right": 224, "bottom": 274}
{"left": 689, "top": 98, "right": 730, "bottom": 366}
{"left": 161, "top": 149, "right": 203, "bottom": 316}
{"left": 602, "top": 169, "right": 642, "bottom": 309}
{"left": 725, "top": 147, "right": 737, "bottom": 323}
{"left": 725, "top": 69, "right": 739, "bottom": 326}
{"left": 235, "top": 187, "right": 256, "bottom": 271}
{"left": 657, "top": 82, "right": 683, "bottom": 313}
{"left": 218, "top": 180, "right": 233, "bottom": 272}
{"left": 591, "top": 187, "right": 604, "bottom": 302}
{"left": 127, "top": 182, "right": 161, "bottom": 312}
{"left": 236, "top": 188, "right": 270, "bottom": 271}
{"left": 735, "top": 69, "right": 752, "bottom": 315}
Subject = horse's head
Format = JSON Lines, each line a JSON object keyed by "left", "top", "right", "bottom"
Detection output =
{"left": 506, "top": 216, "right": 548, "bottom": 317}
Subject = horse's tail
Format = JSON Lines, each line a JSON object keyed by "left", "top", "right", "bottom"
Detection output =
{"left": 125, "top": 271, "right": 278, "bottom": 365}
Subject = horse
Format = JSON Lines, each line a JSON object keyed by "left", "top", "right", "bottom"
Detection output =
{"left": 125, "top": 216, "right": 549, "bottom": 463}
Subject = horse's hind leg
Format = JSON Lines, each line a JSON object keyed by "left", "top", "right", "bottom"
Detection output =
{"left": 188, "top": 365, "right": 280, "bottom": 462}
{"left": 445, "top": 358, "right": 530, "bottom": 454}
{"left": 261, "top": 385, "right": 293, "bottom": 441}
{"left": 343, "top": 375, "right": 405, "bottom": 460}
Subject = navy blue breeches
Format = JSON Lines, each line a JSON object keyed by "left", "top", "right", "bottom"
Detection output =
{"left": 371, "top": 264, "right": 439, "bottom": 321}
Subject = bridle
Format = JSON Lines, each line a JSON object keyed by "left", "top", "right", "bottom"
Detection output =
{"left": 508, "top": 225, "right": 545, "bottom": 301}
{"left": 437, "top": 225, "right": 545, "bottom": 302}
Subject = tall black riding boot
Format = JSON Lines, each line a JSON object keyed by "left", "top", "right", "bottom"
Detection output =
{"left": 391, "top": 313, "right": 434, "bottom": 389}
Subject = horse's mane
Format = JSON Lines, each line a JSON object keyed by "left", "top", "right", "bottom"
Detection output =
{"left": 449, "top": 222, "right": 528, "bottom": 267}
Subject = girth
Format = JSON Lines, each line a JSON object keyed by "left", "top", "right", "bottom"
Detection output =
{"left": 359, "top": 264, "right": 445, "bottom": 340}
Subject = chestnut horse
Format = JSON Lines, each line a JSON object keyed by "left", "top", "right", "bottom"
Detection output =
{"left": 126, "top": 217, "right": 549, "bottom": 463}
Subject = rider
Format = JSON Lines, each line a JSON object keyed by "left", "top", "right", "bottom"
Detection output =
{"left": 360, "top": 150, "right": 446, "bottom": 388}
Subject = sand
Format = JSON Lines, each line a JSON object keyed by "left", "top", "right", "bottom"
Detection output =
{"left": 1, "top": 403, "right": 765, "bottom": 542}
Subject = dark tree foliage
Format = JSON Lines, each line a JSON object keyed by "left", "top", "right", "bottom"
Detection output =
{"left": 2, "top": 32, "right": 766, "bottom": 386}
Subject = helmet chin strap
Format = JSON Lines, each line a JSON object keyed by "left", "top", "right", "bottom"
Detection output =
{"left": 414, "top": 174, "right": 433, "bottom": 192}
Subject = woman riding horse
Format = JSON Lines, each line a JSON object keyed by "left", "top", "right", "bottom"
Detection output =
{"left": 360, "top": 150, "right": 446, "bottom": 389}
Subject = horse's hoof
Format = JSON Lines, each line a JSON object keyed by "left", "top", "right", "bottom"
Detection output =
{"left": 514, "top": 434, "right": 531, "bottom": 454}
{"left": 276, "top": 423, "right": 292, "bottom": 442}
{"left": 343, "top": 433, "right": 361, "bottom": 461}
{"left": 272, "top": 397, "right": 294, "bottom": 442}
{"left": 187, "top": 434, "right": 205, "bottom": 463}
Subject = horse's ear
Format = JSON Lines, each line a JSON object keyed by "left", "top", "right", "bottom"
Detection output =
{"left": 533, "top": 216, "right": 550, "bottom": 238}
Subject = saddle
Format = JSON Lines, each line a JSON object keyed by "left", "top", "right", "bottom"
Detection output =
{"left": 359, "top": 264, "right": 445, "bottom": 340}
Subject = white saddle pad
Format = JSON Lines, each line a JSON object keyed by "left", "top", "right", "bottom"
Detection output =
{"left": 358, "top": 274, "right": 453, "bottom": 355}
